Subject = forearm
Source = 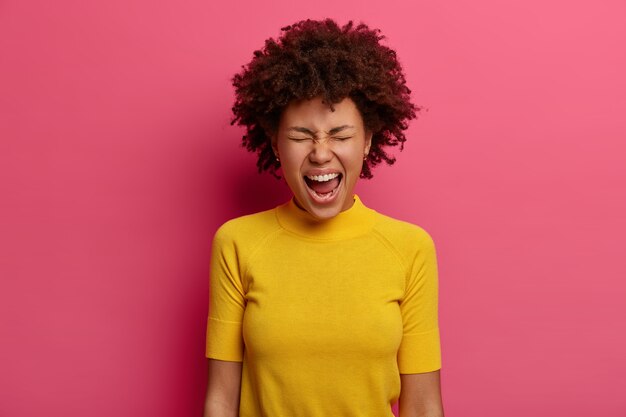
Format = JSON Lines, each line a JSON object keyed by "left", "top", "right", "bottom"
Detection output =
{"left": 401, "top": 410, "right": 444, "bottom": 417}
{"left": 203, "top": 399, "right": 239, "bottom": 417}
{"left": 399, "top": 404, "right": 444, "bottom": 417}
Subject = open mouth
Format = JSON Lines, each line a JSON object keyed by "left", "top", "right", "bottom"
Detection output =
{"left": 303, "top": 173, "right": 343, "bottom": 201}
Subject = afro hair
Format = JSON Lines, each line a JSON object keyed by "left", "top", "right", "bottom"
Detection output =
{"left": 230, "top": 18, "right": 419, "bottom": 179}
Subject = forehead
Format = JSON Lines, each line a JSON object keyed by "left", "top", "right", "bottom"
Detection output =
{"left": 279, "top": 96, "right": 363, "bottom": 130}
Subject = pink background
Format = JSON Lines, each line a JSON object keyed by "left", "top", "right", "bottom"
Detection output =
{"left": 1, "top": 0, "right": 625, "bottom": 416}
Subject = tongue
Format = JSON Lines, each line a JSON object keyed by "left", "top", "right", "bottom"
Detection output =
{"left": 307, "top": 176, "right": 340, "bottom": 194}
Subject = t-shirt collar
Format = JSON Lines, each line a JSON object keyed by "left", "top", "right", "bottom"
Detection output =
{"left": 275, "top": 194, "right": 377, "bottom": 240}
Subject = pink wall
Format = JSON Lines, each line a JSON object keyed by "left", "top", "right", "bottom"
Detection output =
{"left": 1, "top": 0, "right": 625, "bottom": 416}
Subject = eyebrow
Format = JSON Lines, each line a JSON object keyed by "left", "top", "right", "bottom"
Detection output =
{"left": 287, "top": 125, "right": 355, "bottom": 136}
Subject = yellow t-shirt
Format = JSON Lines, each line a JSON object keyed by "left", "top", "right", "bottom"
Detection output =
{"left": 206, "top": 194, "right": 441, "bottom": 417}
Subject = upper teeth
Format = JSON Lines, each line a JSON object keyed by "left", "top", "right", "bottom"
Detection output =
{"left": 306, "top": 173, "right": 340, "bottom": 182}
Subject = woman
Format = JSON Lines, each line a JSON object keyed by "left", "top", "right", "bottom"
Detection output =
{"left": 204, "top": 19, "right": 444, "bottom": 417}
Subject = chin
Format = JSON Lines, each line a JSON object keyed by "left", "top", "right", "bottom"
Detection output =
{"left": 306, "top": 204, "right": 343, "bottom": 221}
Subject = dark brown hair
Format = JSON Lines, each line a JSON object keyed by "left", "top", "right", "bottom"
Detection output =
{"left": 231, "top": 18, "right": 419, "bottom": 179}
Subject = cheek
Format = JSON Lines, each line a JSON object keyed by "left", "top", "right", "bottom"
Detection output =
{"left": 279, "top": 147, "right": 306, "bottom": 174}
{"left": 337, "top": 147, "right": 366, "bottom": 167}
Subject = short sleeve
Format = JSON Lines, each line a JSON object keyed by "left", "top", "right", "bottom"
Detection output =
{"left": 397, "top": 230, "right": 441, "bottom": 373}
{"left": 205, "top": 225, "right": 246, "bottom": 362}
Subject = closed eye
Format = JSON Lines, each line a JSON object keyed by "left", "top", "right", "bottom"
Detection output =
{"left": 287, "top": 136, "right": 353, "bottom": 142}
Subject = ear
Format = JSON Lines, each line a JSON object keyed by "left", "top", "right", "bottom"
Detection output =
{"left": 364, "top": 130, "right": 373, "bottom": 155}
{"left": 270, "top": 133, "right": 279, "bottom": 157}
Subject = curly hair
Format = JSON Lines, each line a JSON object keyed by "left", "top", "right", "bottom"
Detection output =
{"left": 230, "top": 18, "right": 419, "bottom": 179}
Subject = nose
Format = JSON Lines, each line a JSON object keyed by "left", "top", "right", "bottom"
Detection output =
{"left": 308, "top": 139, "right": 334, "bottom": 164}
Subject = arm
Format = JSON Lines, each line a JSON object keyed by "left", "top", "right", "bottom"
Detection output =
{"left": 399, "top": 370, "right": 444, "bottom": 417}
{"left": 203, "top": 358, "right": 242, "bottom": 417}
{"left": 398, "top": 229, "right": 443, "bottom": 417}
{"left": 204, "top": 224, "right": 246, "bottom": 416}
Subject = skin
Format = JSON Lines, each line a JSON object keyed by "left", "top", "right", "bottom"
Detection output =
{"left": 204, "top": 359, "right": 241, "bottom": 417}
{"left": 399, "top": 372, "right": 445, "bottom": 417}
{"left": 204, "top": 95, "right": 444, "bottom": 417}
{"left": 270, "top": 96, "right": 372, "bottom": 220}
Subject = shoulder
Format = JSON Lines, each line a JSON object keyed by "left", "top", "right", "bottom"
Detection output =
{"left": 212, "top": 207, "right": 282, "bottom": 251}
{"left": 368, "top": 210, "right": 439, "bottom": 283}
{"left": 370, "top": 210, "right": 436, "bottom": 259}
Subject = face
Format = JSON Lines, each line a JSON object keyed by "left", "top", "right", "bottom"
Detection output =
{"left": 271, "top": 96, "right": 372, "bottom": 220}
